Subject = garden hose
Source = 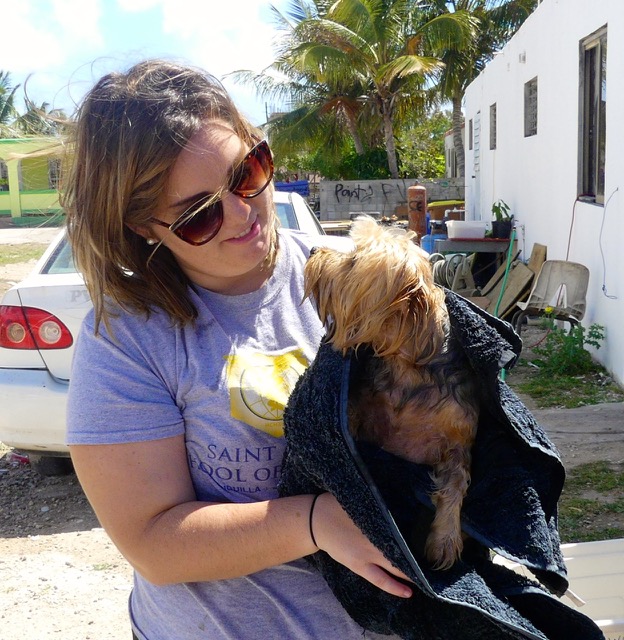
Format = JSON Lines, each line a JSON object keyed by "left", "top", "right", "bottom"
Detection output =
{"left": 493, "top": 228, "right": 518, "bottom": 381}
{"left": 430, "top": 253, "right": 465, "bottom": 288}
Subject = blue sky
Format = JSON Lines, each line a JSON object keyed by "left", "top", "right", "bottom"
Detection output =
{"left": 4, "top": 0, "right": 293, "bottom": 126}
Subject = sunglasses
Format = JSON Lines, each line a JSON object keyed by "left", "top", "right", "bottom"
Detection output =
{"left": 150, "top": 139, "right": 274, "bottom": 246}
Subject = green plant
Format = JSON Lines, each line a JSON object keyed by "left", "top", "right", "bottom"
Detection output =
{"left": 532, "top": 319, "right": 605, "bottom": 377}
{"left": 491, "top": 199, "right": 512, "bottom": 222}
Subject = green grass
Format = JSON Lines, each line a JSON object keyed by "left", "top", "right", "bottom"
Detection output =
{"left": 516, "top": 368, "right": 624, "bottom": 408}
{"left": 0, "top": 243, "right": 47, "bottom": 266}
{"left": 507, "top": 341, "right": 624, "bottom": 543}
{"left": 558, "top": 462, "right": 624, "bottom": 543}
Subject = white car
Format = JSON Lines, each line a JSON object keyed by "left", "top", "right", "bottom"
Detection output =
{"left": 0, "top": 191, "right": 323, "bottom": 474}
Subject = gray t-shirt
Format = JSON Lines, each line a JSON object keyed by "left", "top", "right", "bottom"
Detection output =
{"left": 67, "top": 230, "right": 393, "bottom": 639}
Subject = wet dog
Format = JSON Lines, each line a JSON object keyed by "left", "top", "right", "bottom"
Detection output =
{"left": 304, "top": 217, "right": 479, "bottom": 569}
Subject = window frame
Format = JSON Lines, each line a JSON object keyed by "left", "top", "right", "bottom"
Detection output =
{"left": 489, "top": 103, "right": 497, "bottom": 150}
{"left": 579, "top": 25, "right": 607, "bottom": 204}
{"left": 0, "top": 160, "right": 8, "bottom": 191}
{"left": 48, "top": 158, "right": 61, "bottom": 190}
{"left": 524, "top": 77, "right": 538, "bottom": 137}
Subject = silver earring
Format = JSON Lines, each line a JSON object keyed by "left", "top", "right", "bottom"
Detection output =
{"left": 146, "top": 238, "right": 157, "bottom": 246}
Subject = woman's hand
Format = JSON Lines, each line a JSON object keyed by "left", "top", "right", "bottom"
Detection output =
{"left": 311, "top": 492, "right": 413, "bottom": 599}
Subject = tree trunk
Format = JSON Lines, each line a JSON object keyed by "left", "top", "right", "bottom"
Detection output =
{"left": 452, "top": 94, "right": 465, "bottom": 178}
{"left": 344, "top": 113, "right": 365, "bottom": 156}
{"left": 381, "top": 99, "right": 399, "bottom": 179}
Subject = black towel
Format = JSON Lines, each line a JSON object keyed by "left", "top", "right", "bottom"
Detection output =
{"left": 280, "top": 290, "right": 605, "bottom": 640}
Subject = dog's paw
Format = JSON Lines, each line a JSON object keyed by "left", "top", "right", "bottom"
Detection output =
{"left": 424, "top": 531, "right": 463, "bottom": 571}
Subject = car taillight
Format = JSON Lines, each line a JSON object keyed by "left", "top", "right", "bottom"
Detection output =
{"left": 0, "top": 306, "right": 73, "bottom": 350}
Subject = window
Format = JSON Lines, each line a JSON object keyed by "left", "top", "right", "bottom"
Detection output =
{"left": 524, "top": 77, "right": 538, "bottom": 137}
{"left": 48, "top": 158, "right": 61, "bottom": 189}
{"left": 0, "top": 160, "right": 8, "bottom": 191}
{"left": 489, "top": 104, "right": 497, "bottom": 150}
{"left": 580, "top": 26, "right": 607, "bottom": 203}
{"left": 473, "top": 112, "right": 481, "bottom": 174}
{"left": 468, "top": 119, "right": 473, "bottom": 151}
{"left": 445, "top": 147, "right": 458, "bottom": 178}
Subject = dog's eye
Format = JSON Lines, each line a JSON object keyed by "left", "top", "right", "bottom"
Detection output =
{"left": 310, "top": 246, "right": 320, "bottom": 255}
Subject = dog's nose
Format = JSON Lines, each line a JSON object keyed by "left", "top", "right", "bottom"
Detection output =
{"left": 310, "top": 246, "right": 320, "bottom": 255}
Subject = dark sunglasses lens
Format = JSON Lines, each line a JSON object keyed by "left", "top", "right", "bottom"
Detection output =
{"left": 233, "top": 141, "right": 274, "bottom": 197}
{"left": 175, "top": 201, "right": 223, "bottom": 245}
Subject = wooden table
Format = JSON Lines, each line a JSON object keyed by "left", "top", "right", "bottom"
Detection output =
{"left": 433, "top": 237, "right": 527, "bottom": 319}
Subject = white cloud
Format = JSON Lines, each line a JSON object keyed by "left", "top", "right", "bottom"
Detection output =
{"left": 116, "top": 0, "right": 161, "bottom": 10}
{"left": 2, "top": 0, "right": 104, "bottom": 111}
{"left": 2, "top": 0, "right": 291, "bottom": 122}
{"left": 3, "top": 0, "right": 103, "bottom": 75}
{"left": 139, "top": 0, "right": 289, "bottom": 122}
{"left": 51, "top": 0, "right": 103, "bottom": 45}
{"left": 154, "top": 1, "right": 281, "bottom": 76}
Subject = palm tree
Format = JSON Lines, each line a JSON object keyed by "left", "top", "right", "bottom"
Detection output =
{"left": 431, "top": 0, "right": 538, "bottom": 177}
{"left": 0, "top": 71, "right": 19, "bottom": 137}
{"left": 232, "top": 66, "right": 367, "bottom": 172}
{"left": 231, "top": 2, "right": 371, "bottom": 170}
{"left": 249, "top": 0, "right": 476, "bottom": 178}
{"left": 13, "top": 97, "right": 67, "bottom": 136}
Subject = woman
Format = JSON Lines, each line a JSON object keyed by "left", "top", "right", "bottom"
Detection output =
{"left": 64, "top": 60, "right": 411, "bottom": 639}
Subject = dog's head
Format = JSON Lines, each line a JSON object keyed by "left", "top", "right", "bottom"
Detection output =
{"left": 305, "top": 217, "right": 448, "bottom": 362}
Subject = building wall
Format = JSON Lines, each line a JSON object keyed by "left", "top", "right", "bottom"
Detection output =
{"left": 319, "top": 178, "right": 465, "bottom": 221}
{"left": 20, "top": 157, "right": 50, "bottom": 190}
{"left": 0, "top": 138, "right": 62, "bottom": 220}
{"left": 464, "top": 0, "right": 624, "bottom": 385}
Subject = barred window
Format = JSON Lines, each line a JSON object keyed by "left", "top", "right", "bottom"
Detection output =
{"left": 0, "top": 160, "right": 8, "bottom": 191}
{"left": 48, "top": 158, "right": 61, "bottom": 189}
{"left": 524, "top": 77, "right": 538, "bottom": 137}
{"left": 489, "top": 104, "right": 497, "bottom": 150}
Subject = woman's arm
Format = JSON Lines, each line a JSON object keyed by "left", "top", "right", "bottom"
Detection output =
{"left": 70, "top": 435, "right": 412, "bottom": 598}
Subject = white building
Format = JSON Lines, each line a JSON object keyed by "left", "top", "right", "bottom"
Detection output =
{"left": 464, "top": 0, "right": 624, "bottom": 386}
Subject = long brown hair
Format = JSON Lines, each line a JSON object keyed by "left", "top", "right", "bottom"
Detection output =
{"left": 62, "top": 59, "right": 276, "bottom": 331}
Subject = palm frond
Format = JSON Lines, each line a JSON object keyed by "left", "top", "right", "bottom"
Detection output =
{"left": 377, "top": 55, "right": 443, "bottom": 85}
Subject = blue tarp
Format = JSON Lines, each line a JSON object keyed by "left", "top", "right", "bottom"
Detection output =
{"left": 274, "top": 180, "right": 310, "bottom": 197}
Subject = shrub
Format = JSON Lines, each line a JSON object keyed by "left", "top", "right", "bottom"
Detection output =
{"left": 533, "top": 314, "right": 605, "bottom": 376}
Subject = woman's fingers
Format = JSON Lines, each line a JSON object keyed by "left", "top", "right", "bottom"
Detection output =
{"left": 312, "top": 493, "right": 413, "bottom": 598}
{"left": 358, "top": 562, "right": 413, "bottom": 599}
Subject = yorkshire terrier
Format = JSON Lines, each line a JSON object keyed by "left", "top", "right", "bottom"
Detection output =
{"left": 305, "top": 217, "right": 479, "bottom": 570}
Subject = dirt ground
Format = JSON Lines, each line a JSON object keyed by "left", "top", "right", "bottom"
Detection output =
{"left": 504, "top": 324, "right": 624, "bottom": 469}
{"left": 1, "top": 229, "right": 133, "bottom": 640}
{"left": 1, "top": 230, "right": 623, "bottom": 639}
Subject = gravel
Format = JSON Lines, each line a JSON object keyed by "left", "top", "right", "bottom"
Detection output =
{"left": 0, "top": 444, "right": 133, "bottom": 640}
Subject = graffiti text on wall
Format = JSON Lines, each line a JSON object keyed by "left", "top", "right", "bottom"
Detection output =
{"left": 334, "top": 181, "right": 408, "bottom": 203}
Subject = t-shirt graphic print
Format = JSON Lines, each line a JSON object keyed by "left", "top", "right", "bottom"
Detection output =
{"left": 224, "top": 347, "right": 308, "bottom": 438}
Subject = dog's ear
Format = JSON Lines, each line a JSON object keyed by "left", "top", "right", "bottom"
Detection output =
{"left": 303, "top": 247, "right": 336, "bottom": 325}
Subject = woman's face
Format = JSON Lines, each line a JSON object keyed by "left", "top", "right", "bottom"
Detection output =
{"left": 147, "top": 123, "right": 275, "bottom": 294}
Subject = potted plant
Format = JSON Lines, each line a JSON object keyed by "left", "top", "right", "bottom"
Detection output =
{"left": 491, "top": 199, "right": 513, "bottom": 238}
